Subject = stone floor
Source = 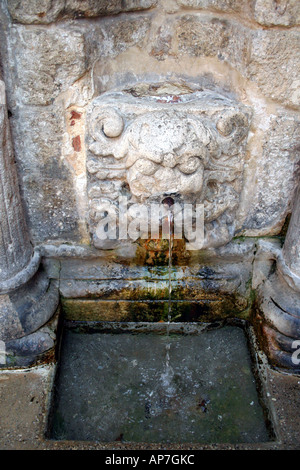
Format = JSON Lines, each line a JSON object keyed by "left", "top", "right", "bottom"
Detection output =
{"left": 0, "top": 338, "right": 299, "bottom": 450}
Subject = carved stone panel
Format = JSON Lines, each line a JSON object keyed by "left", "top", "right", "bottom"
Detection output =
{"left": 86, "top": 88, "right": 252, "bottom": 249}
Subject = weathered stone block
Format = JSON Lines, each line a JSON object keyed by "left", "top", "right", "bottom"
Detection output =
{"left": 11, "top": 106, "right": 64, "bottom": 172}
{"left": 21, "top": 174, "right": 80, "bottom": 242}
{"left": 64, "top": 0, "right": 157, "bottom": 16}
{"left": 7, "top": 0, "right": 157, "bottom": 24}
{"left": 176, "top": 15, "right": 250, "bottom": 73}
{"left": 150, "top": 23, "right": 173, "bottom": 61}
{"left": 11, "top": 26, "right": 86, "bottom": 105}
{"left": 248, "top": 30, "right": 300, "bottom": 108}
{"left": 177, "top": 0, "right": 247, "bottom": 13}
{"left": 7, "top": 0, "right": 64, "bottom": 24}
{"left": 9, "top": 106, "right": 81, "bottom": 242}
{"left": 253, "top": 0, "right": 300, "bottom": 27}
{"left": 241, "top": 114, "right": 300, "bottom": 235}
{"left": 85, "top": 15, "right": 151, "bottom": 62}
{"left": 175, "top": 15, "right": 300, "bottom": 109}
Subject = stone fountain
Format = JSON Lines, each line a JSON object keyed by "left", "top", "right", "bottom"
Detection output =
{"left": 0, "top": 0, "right": 299, "bottom": 445}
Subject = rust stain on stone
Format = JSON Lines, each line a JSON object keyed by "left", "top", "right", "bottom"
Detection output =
{"left": 72, "top": 135, "right": 81, "bottom": 152}
{"left": 70, "top": 110, "right": 82, "bottom": 120}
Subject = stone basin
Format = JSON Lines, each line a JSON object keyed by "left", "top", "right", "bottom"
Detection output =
{"left": 49, "top": 323, "right": 273, "bottom": 444}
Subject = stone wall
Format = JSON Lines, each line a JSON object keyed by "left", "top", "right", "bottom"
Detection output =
{"left": 0, "top": 0, "right": 299, "bottom": 246}
{"left": 0, "top": 0, "right": 299, "bottom": 369}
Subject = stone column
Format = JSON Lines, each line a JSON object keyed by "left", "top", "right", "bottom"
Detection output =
{"left": 0, "top": 80, "right": 39, "bottom": 292}
{"left": 0, "top": 78, "right": 59, "bottom": 367}
{"left": 258, "top": 181, "right": 300, "bottom": 372}
{"left": 281, "top": 182, "right": 300, "bottom": 285}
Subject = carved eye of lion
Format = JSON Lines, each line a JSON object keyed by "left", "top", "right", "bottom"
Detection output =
{"left": 135, "top": 158, "right": 159, "bottom": 176}
{"left": 178, "top": 156, "right": 202, "bottom": 175}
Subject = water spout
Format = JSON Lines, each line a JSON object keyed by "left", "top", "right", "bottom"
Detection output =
{"left": 167, "top": 207, "right": 173, "bottom": 330}
{"left": 162, "top": 196, "right": 175, "bottom": 208}
{"left": 160, "top": 199, "right": 175, "bottom": 396}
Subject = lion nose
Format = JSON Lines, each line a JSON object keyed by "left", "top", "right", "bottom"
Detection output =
{"left": 163, "top": 153, "right": 177, "bottom": 168}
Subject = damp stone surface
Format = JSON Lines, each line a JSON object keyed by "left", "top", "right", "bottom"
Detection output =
{"left": 50, "top": 326, "right": 270, "bottom": 444}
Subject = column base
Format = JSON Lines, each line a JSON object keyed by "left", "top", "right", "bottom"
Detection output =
{"left": 1, "top": 309, "right": 60, "bottom": 368}
{"left": 256, "top": 270, "right": 300, "bottom": 373}
{"left": 0, "top": 266, "right": 59, "bottom": 368}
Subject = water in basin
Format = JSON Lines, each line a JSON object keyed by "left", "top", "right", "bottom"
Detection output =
{"left": 49, "top": 325, "right": 271, "bottom": 444}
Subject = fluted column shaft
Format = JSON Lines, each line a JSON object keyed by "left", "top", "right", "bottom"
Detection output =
{"left": 0, "top": 78, "right": 58, "bottom": 363}
{"left": 282, "top": 182, "right": 300, "bottom": 282}
{"left": 0, "top": 80, "right": 33, "bottom": 284}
